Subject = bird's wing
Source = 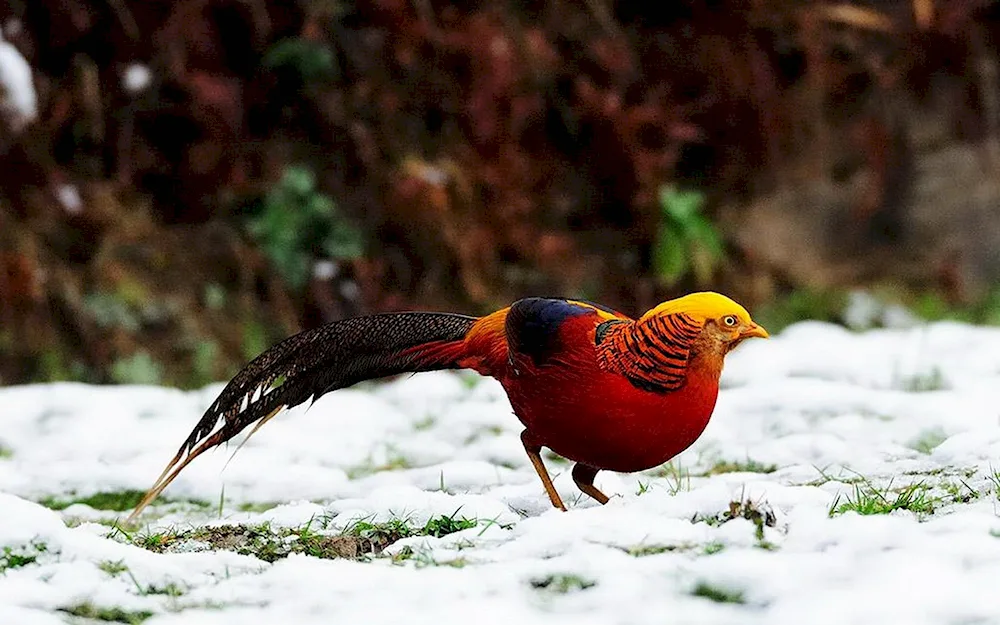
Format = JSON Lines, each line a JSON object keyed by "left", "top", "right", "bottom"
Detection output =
{"left": 504, "top": 297, "right": 627, "bottom": 367}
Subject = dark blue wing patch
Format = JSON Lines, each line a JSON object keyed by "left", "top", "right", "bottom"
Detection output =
{"left": 505, "top": 298, "right": 593, "bottom": 366}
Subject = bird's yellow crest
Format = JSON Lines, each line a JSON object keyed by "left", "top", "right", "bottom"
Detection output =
{"left": 639, "top": 291, "right": 752, "bottom": 324}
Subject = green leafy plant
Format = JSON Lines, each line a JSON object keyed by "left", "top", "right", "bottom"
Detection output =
{"left": 246, "top": 165, "right": 363, "bottom": 291}
{"left": 653, "top": 186, "right": 723, "bottom": 286}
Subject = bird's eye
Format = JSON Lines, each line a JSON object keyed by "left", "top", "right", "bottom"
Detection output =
{"left": 722, "top": 315, "right": 737, "bottom": 327}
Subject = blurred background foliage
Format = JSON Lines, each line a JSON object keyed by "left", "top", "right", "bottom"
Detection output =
{"left": 2, "top": 0, "right": 1000, "bottom": 387}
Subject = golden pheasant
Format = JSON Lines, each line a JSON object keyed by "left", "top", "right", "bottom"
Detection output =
{"left": 128, "top": 292, "right": 766, "bottom": 520}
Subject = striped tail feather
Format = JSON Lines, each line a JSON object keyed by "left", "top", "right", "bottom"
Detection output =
{"left": 127, "top": 311, "right": 477, "bottom": 521}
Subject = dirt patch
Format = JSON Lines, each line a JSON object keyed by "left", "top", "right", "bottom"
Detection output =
{"left": 136, "top": 523, "right": 385, "bottom": 563}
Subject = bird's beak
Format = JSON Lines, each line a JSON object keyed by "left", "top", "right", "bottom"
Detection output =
{"left": 740, "top": 323, "right": 769, "bottom": 340}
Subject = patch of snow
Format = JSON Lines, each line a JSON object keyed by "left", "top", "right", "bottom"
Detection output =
{"left": 0, "top": 30, "right": 36, "bottom": 132}
{"left": 2, "top": 320, "right": 1000, "bottom": 623}
{"left": 311, "top": 259, "right": 338, "bottom": 280}
{"left": 122, "top": 63, "right": 151, "bottom": 94}
{"left": 56, "top": 184, "right": 82, "bottom": 214}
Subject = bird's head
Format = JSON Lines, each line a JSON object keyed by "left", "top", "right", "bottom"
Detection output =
{"left": 640, "top": 291, "right": 768, "bottom": 354}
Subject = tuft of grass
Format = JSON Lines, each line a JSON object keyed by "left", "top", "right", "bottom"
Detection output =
{"left": 343, "top": 509, "right": 477, "bottom": 546}
{"left": 990, "top": 529, "right": 1000, "bottom": 539}
{"left": 391, "top": 545, "right": 415, "bottom": 564}
{"left": 133, "top": 527, "right": 183, "bottom": 552}
{"left": 829, "top": 478, "right": 938, "bottom": 519}
{"left": 98, "top": 560, "right": 129, "bottom": 576}
{"left": 986, "top": 466, "right": 1000, "bottom": 500}
{"left": 39, "top": 489, "right": 210, "bottom": 512}
{"left": 142, "top": 581, "right": 185, "bottom": 597}
{"left": 691, "top": 581, "right": 745, "bottom": 604}
{"left": 390, "top": 545, "right": 468, "bottom": 568}
{"left": 896, "top": 368, "right": 948, "bottom": 392}
{"left": 237, "top": 501, "right": 277, "bottom": 513}
{"left": 941, "top": 479, "right": 980, "bottom": 504}
{"left": 530, "top": 573, "right": 596, "bottom": 593}
{"left": 346, "top": 447, "right": 413, "bottom": 479}
{"left": 703, "top": 459, "right": 778, "bottom": 475}
{"left": 59, "top": 603, "right": 153, "bottom": 624}
{"left": 621, "top": 541, "right": 725, "bottom": 557}
{"left": 341, "top": 517, "right": 415, "bottom": 549}
{"left": 625, "top": 543, "right": 682, "bottom": 557}
{"left": 907, "top": 427, "right": 948, "bottom": 454}
{"left": 694, "top": 498, "right": 777, "bottom": 543}
{"left": 542, "top": 450, "right": 570, "bottom": 465}
{"left": 421, "top": 512, "right": 478, "bottom": 537}
{"left": 457, "top": 371, "right": 482, "bottom": 389}
{"left": 463, "top": 425, "right": 506, "bottom": 445}
{"left": 650, "top": 460, "right": 691, "bottom": 494}
{"left": 0, "top": 444, "right": 12, "bottom": 459}
{"left": 413, "top": 415, "right": 437, "bottom": 431}
{"left": 1, "top": 541, "right": 48, "bottom": 572}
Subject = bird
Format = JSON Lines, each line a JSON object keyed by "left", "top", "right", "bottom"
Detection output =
{"left": 127, "top": 291, "right": 767, "bottom": 521}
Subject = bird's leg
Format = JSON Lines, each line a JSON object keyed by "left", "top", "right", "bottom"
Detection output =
{"left": 571, "top": 463, "right": 610, "bottom": 505}
{"left": 520, "top": 430, "right": 567, "bottom": 511}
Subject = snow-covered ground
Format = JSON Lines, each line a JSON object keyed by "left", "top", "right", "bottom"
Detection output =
{"left": 3, "top": 320, "right": 1000, "bottom": 625}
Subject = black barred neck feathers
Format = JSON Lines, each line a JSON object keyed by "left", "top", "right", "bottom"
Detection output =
{"left": 595, "top": 312, "right": 702, "bottom": 393}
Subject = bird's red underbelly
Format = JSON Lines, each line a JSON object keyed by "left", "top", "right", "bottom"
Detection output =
{"left": 502, "top": 370, "right": 719, "bottom": 473}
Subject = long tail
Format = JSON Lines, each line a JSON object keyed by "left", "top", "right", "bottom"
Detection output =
{"left": 127, "top": 311, "right": 477, "bottom": 521}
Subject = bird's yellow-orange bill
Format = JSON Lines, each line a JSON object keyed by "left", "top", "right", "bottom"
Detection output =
{"left": 742, "top": 323, "right": 769, "bottom": 339}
